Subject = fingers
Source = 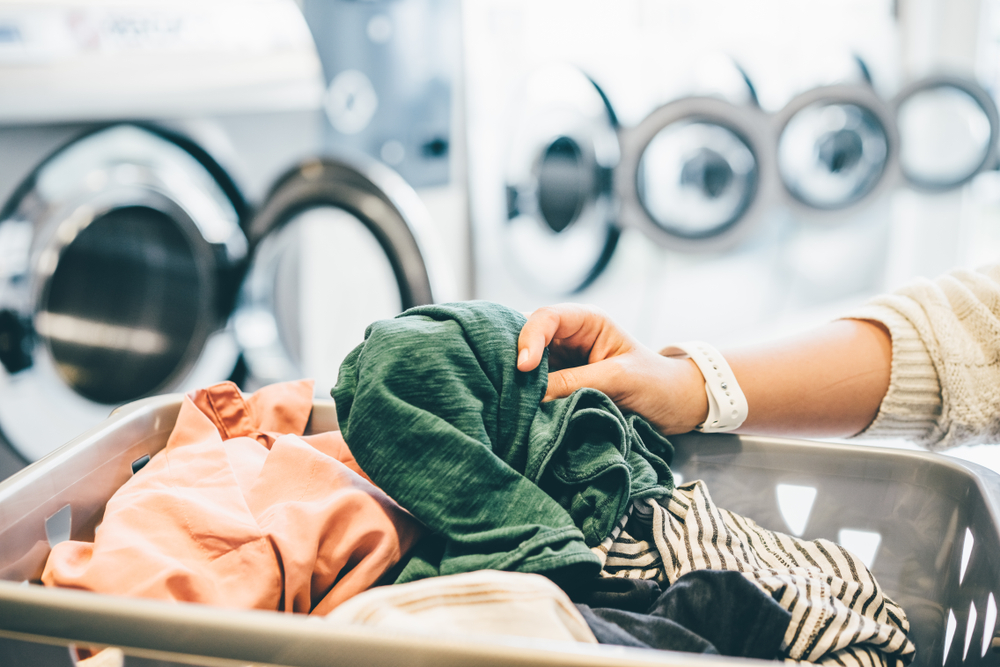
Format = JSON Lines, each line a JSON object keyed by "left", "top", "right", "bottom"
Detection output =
{"left": 516, "top": 304, "right": 603, "bottom": 372}
{"left": 543, "top": 366, "right": 584, "bottom": 402}
{"left": 543, "top": 358, "right": 622, "bottom": 402}
{"left": 516, "top": 309, "right": 552, "bottom": 371}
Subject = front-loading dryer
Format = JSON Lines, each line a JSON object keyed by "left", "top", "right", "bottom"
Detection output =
{"left": 0, "top": 124, "right": 251, "bottom": 472}
{"left": 0, "top": 0, "right": 452, "bottom": 478}
{"left": 463, "top": 0, "right": 1000, "bottom": 353}
{"left": 0, "top": 0, "right": 325, "bottom": 474}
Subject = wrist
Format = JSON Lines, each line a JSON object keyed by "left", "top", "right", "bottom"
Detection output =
{"left": 661, "top": 342, "right": 748, "bottom": 433}
{"left": 648, "top": 354, "right": 711, "bottom": 434}
{"left": 676, "top": 357, "right": 711, "bottom": 432}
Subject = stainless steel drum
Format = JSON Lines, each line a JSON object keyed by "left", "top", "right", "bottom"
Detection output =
{"left": 617, "top": 96, "right": 777, "bottom": 252}
{"left": 0, "top": 124, "right": 248, "bottom": 462}
{"left": 774, "top": 84, "right": 899, "bottom": 212}
{"left": 893, "top": 74, "right": 1000, "bottom": 192}
{"left": 231, "top": 156, "right": 451, "bottom": 395}
{"left": 502, "top": 63, "right": 621, "bottom": 295}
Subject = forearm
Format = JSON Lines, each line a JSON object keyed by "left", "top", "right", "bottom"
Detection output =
{"left": 670, "top": 319, "right": 892, "bottom": 438}
{"left": 518, "top": 303, "right": 894, "bottom": 439}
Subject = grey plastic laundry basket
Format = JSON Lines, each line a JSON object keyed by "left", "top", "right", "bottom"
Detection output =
{"left": 0, "top": 393, "right": 998, "bottom": 667}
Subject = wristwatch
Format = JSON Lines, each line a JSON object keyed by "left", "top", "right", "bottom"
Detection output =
{"left": 661, "top": 341, "right": 748, "bottom": 433}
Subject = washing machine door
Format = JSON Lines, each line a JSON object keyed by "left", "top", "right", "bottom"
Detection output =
{"left": 775, "top": 84, "right": 898, "bottom": 212}
{"left": 893, "top": 75, "right": 1000, "bottom": 192}
{"left": 617, "top": 96, "right": 775, "bottom": 252}
{"left": 503, "top": 64, "right": 621, "bottom": 294}
{"left": 231, "top": 156, "right": 449, "bottom": 395}
{"left": 0, "top": 124, "right": 248, "bottom": 462}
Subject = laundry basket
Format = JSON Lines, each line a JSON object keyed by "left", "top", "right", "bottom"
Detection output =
{"left": 0, "top": 394, "right": 999, "bottom": 667}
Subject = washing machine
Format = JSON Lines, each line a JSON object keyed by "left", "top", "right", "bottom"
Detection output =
{"left": 299, "top": 0, "right": 470, "bottom": 300}
{"left": 0, "top": 0, "right": 453, "bottom": 479}
{"left": 463, "top": 0, "right": 1000, "bottom": 350}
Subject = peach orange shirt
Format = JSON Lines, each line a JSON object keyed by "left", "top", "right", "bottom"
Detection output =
{"left": 42, "top": 379, "right": 423, "bottom": 614}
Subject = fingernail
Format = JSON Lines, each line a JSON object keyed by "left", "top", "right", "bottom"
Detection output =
{"left": 517, "top": 348, "right": 528, "bottom": 368}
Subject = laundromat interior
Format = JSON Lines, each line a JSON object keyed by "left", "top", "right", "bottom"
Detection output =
{"left": 5, "top": 0, "right": 1000, "bottom": 665}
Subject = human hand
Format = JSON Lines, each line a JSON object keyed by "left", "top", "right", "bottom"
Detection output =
{"left": 516, "top": 304, "right": 709, "bottom": 435}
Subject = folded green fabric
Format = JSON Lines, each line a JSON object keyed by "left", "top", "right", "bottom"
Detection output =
{"left": 332, "top": 301, "right": 674, "bottom": 586}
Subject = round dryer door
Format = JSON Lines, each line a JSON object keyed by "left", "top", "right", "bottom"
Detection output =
{"left": 617, "top": 96, "right": 775, "bottom": 252}
{"left": 503, "top": 64, "right": 621, "bottom": 294}
{"left": 231, "top": 157, "right": 448, "bottom": 395}
{"left": 0, "top": 124, "right": 248, "bottom": 461}
{"left": 775, "top": 85, "right": 898, "bottom": 211}
{"left": 893, "top": 75, "right": 1000, "bottom": 191}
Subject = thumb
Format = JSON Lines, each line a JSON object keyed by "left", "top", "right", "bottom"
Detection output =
{"left": 543, "top": 359, "right": 622, "bottom": 402}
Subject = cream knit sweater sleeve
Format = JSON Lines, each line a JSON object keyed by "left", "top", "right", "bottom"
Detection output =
{"left": 844, "top": 263, "right": 1000, "bottom": 451}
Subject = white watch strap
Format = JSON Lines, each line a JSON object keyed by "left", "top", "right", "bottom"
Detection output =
{"left": 661, "top": 341, "right": 748, "bottom": 433}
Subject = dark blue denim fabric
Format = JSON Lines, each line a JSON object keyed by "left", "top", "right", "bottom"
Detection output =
{"left": 578, "top": 570, "right": 791, "bottom": 659}
{"left": 573, "top": 576, "right": 662, "bottom": 613}
{"left": 577, "top": 605, "right": 720, "bottom": 653}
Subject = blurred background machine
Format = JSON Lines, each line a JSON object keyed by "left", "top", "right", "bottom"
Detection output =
{"left": 0, "top": 0, "right": 456, "bottom": 477}
{"left": 2, "top": 0, "right": 1000, "bottom": 479}
{"left": 465, "top": 0, "right": 1000, "bottom": 349}
{"left": 463, "top": 0, "right": 1000, "bottom": 471}
{"left": 299, "top": 0, "right": 468, "bottom": 297}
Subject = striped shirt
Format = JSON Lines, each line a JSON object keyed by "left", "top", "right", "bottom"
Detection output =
{"left": 592, "top": 481, "right": 916, "bottom": 667}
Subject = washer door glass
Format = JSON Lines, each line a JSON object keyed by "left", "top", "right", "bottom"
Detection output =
{"left": 616, "top": 96, "right": 773, "bottom": 252}
{"left": 39, "top": 205, "right": 203, "bottom": 404}
{"left": 777, "top": 98, "right": 890, "bottom": 209}
{"left": 637, "top": 120, "right": 758, "bottom": 239}
{"left": 233, "top": 158, "right": 444, "bottom": 394}
{"left": 896, "top": 78, "right": 998, "bottom": 190}
{"left": 536, "top": 136, "right": 592, "bottom": 233}
{"left": 503, "top": 64, "right": 620, "bottom": 295}
{"left": 0, "top": 124, "right": 247, "bottom": 461}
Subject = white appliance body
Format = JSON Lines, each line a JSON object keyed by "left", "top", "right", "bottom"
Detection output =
{"left": 0, "top": 0, "right": 453, "bottom": 472}
{"left": 463, "top": 0, "right": 1000, "bottom": 352}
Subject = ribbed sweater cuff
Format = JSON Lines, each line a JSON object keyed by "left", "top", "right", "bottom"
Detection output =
{"left": 839, "top": 305, "right": 943, "bottom": 446}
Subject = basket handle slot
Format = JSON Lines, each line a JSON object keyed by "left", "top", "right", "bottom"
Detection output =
{"left": 44, "top": 504, "right": 71, "bottom": 548}
{"left": 986, "top": 592, "right": 999, "bottom": 658}
{"left": 960, "top": 528, "right": 975, "bottom": 586}
{"left": 776, "top": 483, "right": 817, "bottom": 536}
{"left": 131, "top": 454, "right": 150, "bottom": 474}
{"left": 837, "top": 529, "right": 882, "bottom": 569}
{"left": 964, "top": 600, "right": 979, "bottom": 661}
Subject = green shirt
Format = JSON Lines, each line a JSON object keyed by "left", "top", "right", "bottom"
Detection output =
{"left": 332, "top": 301, "right": 674, "bottom": 586}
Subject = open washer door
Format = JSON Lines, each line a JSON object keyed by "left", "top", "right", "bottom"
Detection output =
{"left": 502, "top": 63, "right": 621, "bottom": 295}
{"left": 0, "top": 124, "right": 248, "bottom": 463}
{"left": 231, "top": 156, "right": 452, "bottom": 396}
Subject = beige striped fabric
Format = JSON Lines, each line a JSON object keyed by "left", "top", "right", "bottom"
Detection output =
{"left": 325, "top": 569, "right": 598, "bottom": 644}
{"left": 592, "top": 481, "right": 915, "bottom": 667}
